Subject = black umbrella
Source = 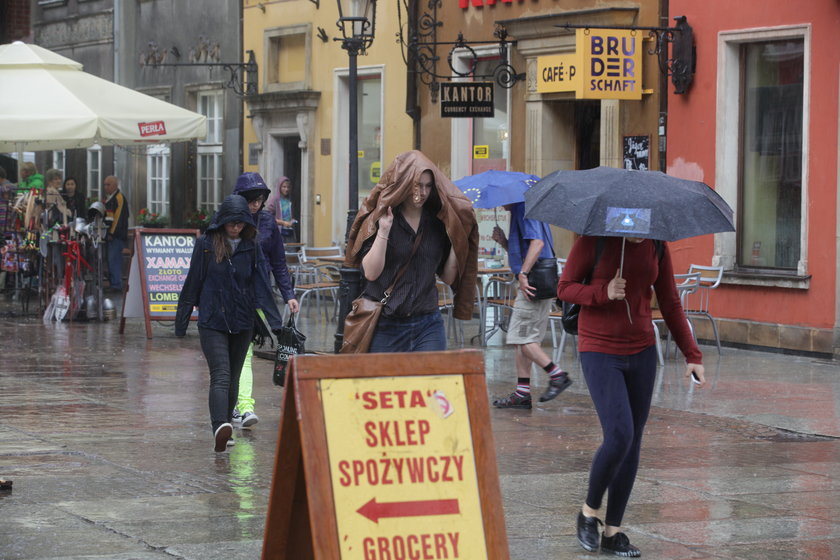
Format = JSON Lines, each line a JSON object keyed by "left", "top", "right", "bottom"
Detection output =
{"left": 524, "top": 166, "right": 734, "bottom": 242}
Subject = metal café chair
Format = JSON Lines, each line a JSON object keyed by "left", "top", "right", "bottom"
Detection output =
{"left": 293, "top": 246, "right": 342, "bottom": 322}
{"left": 684, "top": 264, "right": 725, "bottom": 354}
{"left": 481, "top": 272, "right": 517, "bottom": 345}
{"left": 651, "top": 272, "right": 702, "bottom": 362}
{"left": 437, "top": 280, "right": 464, "bottom": 347}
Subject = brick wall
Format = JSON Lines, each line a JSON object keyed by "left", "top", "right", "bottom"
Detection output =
{"left": 1, "top": 0, "right": 32, "bottom": 43}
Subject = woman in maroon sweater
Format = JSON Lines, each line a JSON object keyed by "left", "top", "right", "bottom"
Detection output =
{"left": 558, "top": 236, "right": 705, "bottom": 557}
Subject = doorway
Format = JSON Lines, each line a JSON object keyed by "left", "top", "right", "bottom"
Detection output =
{"left": 575, "top": 101, "right": 601, "bottom": 170}
{"left": 281, "top": 136, "right": 302, "bottom": 241}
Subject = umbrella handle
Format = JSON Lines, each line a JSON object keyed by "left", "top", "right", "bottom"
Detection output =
{"left": 619, "top": 237, "right": 626, "bottom": 278}
{"left": 618, "top": 237, "right": 633, "bottom": 324}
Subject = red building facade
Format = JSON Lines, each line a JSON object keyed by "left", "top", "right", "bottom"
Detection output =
{"left": 667, "top": 0, "right": 840, "bottom": 356}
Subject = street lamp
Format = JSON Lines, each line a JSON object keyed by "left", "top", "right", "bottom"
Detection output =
{"left": 334, "top": 0, "right": 377, "bottom": 353}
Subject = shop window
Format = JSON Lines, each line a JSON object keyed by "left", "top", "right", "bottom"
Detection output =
{"left": 265, "top": 24, "right": 311, "bottom": 92}
{"left": 146, "top": 144, "right": 170, "bottom": 216}
{"left": 197, "top": 91, "right": 224, "bottom": 214}
{"left": 87, "top": 145, "right": 101, "bottom": 201}
{"left": 471, "top": 57, "right": 510, "bottom": 174}
{"left": 331, "top": 65, "right": 383, "bottom": 243}
{"left": 738, "top": 40, "right": 803, "bottom": 270}
{"left": 357, "top": 75, "right": 382, "bottom": 205}
{"left": 714, "top": 26, "right": 809, "bottom": 284}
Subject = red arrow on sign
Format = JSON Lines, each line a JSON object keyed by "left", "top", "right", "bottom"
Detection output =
{"left": 357, "top": 497, "right": 460, "bottom": 523}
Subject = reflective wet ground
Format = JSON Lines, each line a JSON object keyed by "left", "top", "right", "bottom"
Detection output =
{"left": 1, "top": 304, "right": 838, "bottom": 559}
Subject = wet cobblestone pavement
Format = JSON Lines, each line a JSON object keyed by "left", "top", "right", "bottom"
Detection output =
{"left": 0, "top": 307, "right": 838, "bottom": 559}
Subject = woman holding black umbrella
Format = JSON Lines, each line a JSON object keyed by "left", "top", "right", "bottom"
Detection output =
{"left": 558, "top": 235, "right": 705, "bottom": 557}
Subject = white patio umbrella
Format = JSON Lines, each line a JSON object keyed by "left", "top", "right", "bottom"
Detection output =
{"left": 0, "top": 41, "right": 206, "bottom": 153}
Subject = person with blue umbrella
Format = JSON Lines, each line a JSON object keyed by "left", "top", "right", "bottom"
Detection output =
{"left": 455, "top": 170, "right": 572, "bottom": 409}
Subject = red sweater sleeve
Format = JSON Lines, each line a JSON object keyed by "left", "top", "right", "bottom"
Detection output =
{"left": 652, "top": 248, "right": 703, "bottom": 364}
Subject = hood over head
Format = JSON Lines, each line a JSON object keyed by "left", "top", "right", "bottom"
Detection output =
{"left": 207, "top": 194, "right": 256, "bottom": 232}
{"left": 233, "top": 172, "right": 272, "bottom": 203}
{"left": 345, "top": 150, "right": 474, "bottom": 265}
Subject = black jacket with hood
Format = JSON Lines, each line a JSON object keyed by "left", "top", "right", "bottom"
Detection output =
{"left": 175, "top": 195, "right": 283, "bottom": 336}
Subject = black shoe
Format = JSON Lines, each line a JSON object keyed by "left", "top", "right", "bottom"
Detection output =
{"left": 492, "top": 391, "right": 532, "bottom": 409}
{"left": 576, "top": 511, "right": 602, "bottom": 552}
{"left": 539, "top": 373, "right": 572, "bottom": 402}
{"left": 601, "top": 532, "right": 640, "bottom": 557}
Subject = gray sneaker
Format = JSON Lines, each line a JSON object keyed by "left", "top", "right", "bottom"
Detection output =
{"left": 241, "top": 411, "right": 259, "bottom": 428}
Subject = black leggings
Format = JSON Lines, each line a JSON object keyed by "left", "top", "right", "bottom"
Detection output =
{"left": 580, "top": 345, "right": 658, "bottom": 527}
{"left": 198, "top": 327, "right": 253, "bottom": 434}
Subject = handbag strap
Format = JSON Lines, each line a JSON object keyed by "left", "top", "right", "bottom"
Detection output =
{"left": 382, "top": 230, "right": 424, "bottom": 303}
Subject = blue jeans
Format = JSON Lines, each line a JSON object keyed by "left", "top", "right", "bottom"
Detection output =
{"left": 579, "top": 345, "right": 658, "bottom": 527}
{"left": 198, "top": 327, "right": 253, "bottom": 434}
{"left": 369, "top": 312, "right": 447, "bottom": 353}
{"left": 107, "top": 238, "right": 125, "bottom": 289}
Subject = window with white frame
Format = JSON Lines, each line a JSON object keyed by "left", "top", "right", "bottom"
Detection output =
{"left": 197, "top": 91, "right": 224, "bottom": 214}
{"left": 471, "top": 57, "right": 510, "bottom": 174}
{"left": 52, "top": 151, "right": 65, "bottom": 175}
{"left": 87, "top": 145, "right": 102, "bottom": 201}
{"left": 715, "top": 26, "right": 809, "bottom": 281}
{"left": 146, "top": 144, "right": 170, "bottom": 216}
{"left": 449, "top": 48, "right": 512, "bottom": 182}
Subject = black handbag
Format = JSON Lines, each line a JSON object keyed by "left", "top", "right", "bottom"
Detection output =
{"left": 273, "top": 314, "right": 306, "bottom": 386}
{"left": 560, "top": 299, "right": 582, "bottom": 335}
{"left": 526, "top": 258, "right": 559, "bottom": 300}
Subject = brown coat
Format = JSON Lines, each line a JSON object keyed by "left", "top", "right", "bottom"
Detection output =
{"left": 344, "top": 150, "right": 478, "bottom": 320}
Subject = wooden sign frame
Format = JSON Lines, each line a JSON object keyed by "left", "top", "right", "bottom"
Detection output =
{"left": 119, "top": 227, "right": 199, "bottom": 338}
{"left": 262, "top": 350, "right": 509, "bottom": 559}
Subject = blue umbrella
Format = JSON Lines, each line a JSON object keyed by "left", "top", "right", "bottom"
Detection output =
{"left": 454, "top": 170, "right": 539, "bottom": 209}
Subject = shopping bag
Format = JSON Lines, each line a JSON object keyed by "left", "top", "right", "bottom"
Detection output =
{"left": 273, "top": 314, "right": 306, "bottom": 387}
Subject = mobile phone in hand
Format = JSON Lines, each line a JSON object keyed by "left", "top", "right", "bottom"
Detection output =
{"left": 691, "top": 372, "right": 702, "bottom": 385}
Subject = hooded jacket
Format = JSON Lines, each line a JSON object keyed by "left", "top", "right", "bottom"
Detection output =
{"left": 232, "top": 172, "right": 295, "bottom": 303}
{"left": 345, "top": 150, "right": 478, "bottom": 320}
{"left": 175, "top": 195, "right": 283, "bottom": 336}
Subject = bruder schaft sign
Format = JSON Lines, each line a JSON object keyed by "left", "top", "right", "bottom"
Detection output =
{"left": 537, "top": 29, "right": 644, "bottom": 100}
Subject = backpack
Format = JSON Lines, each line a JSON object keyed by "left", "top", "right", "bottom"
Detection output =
{"left": 560, "top": 238, "right": 664, "bottom": 336}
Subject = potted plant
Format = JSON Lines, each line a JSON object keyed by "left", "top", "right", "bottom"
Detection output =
{"left": 185, "top": 209, "right": 212, "bottom": 232}
{"left": 137, "top": 208, "right": 168, "bottom": 228}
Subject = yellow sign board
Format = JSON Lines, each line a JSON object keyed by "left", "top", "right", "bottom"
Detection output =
{"left": 536, "top": 53, "right": 581, "bottom": 94}
{"left": 260, "top": 351, "right": 510, "bottom": 559}
{"left": 576, "top": 29, "right": 643, "bottom": 100}
{"left": 322, "top": 375, "right": 487, "bottom": 558}
{"left": 473, "top": 145, "right": 489, "bottom": 159}
{"left": 370, "top": 161, "right": 381, "bottom": 184}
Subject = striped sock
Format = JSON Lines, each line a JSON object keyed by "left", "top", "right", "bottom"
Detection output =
{"left": 544, "top": 362, "right": 565, "bottom": 379}
{"left": 515, "top": 377, "right": 531, "bottom": 398}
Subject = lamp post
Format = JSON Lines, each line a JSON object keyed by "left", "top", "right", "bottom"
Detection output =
{"left": 334, "top": 0, "right": 377, "bottom": 353}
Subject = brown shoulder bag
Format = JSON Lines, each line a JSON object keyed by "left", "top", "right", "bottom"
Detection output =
{"left": 340, "top": 231, "right": 423, "bottom": 354}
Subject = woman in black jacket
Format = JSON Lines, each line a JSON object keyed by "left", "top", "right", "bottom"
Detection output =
{"left": 176, "top": 195, "right": 283, "bottom": 452}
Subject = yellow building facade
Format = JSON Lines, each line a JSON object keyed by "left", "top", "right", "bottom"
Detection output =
{"left": 242, "top": 0, "right": 414, "bottom": 245}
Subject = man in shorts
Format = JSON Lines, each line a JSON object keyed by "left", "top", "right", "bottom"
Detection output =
{"left": 491, "top": 202, "right": 572, "bottom": 409}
